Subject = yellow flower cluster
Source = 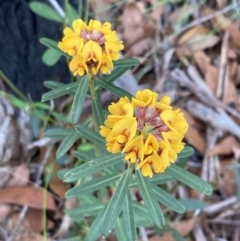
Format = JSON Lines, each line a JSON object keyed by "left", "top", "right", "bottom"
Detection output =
{"left": 58, "top": 19, "right": 124, "bottom": 76}
{"left": 100, "top": 90, "right": 188, "bottom": 178}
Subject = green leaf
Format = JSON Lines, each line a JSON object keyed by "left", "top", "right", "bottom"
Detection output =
{"left": 133, "top": 202, "right": 153, "bottom": 227}
{"left": 75, "top": 124, "right": 105, "bottom": 147}
{"left": 57, "top": 168, "right": 71, "bottom": 180}
{"left": 44, "top": 127, "right": 71, "bottom": 139}
{"left": 101, "top": 171, "right": 130, "bottom": 236}
{"left": 29, "top": 1, "right": 62, "bottom": 22}
{"left": 85, "top": 206, "right": 107, "bottom": 241}
{"left": 42, "top": 81, "right": 79, "bottom": 101}
{"left": 56, "top": 130, "right": 80, "bottom": 158}
{"left": 150, "top": 173, "right": 175, "bottom": 185}
{"left": 153, "top": 185, "right": 185, "bottom": 213}
{"left": 105, "top": 67, "right": 130, "bottom": 83}
{"left": 79, "top": 194, "right": 102, "bottom": 205}
{"left": 166, "top": 164, "right": 212, "bottom": 195}
{"left": 136, "top": 171, "right": 164, "bottom": 227}
{"left": 42, "top": 48, "right": 62, "bottom": 66}
{"left": 70, "top": 76, "right": 89, "bottom": 125}
{"left": 65, "top": 203, "right": 105, "bottom": 220}
{"left": 64, "top": 153, "right": 124, "bottom": 182}
{"left": 92, "top": 96, "right": 105, "bottom": 129}
{"left": 73, "top": 150, "right": 96, "bottom": 162}
{"left": 169, "top": 226, "right": 185, "bottom": 241}
{"left": 178, "top": 145, "right": 194, "bottom": 159}
{"left": 122, "top": 191, "right": 136, "bottom": 241}
{"left": 97, "top": 78, "right": 132, "bottom": 99}
{"left": 40, "top": 38, "right": 70, "bottom": 58}
{"left": 115, "top": 218, "right": 129, "bottom": 241}
{"left": 113, "top": 58, "right": 140, "bottom": 67}
{"left": 43, "top": 80, "right": 65, "bottom": 90}
{"left": 179, "top": 198, "right": 208, "bottom": 211}
{"left": 66, "top": 3, "right": 79, "bottom": 25}
{"left": 65, "top": 174, "right": 121, "bottom": 198}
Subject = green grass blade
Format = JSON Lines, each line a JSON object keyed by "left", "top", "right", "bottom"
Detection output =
{"left": 75, "top": 124, "right": 105, "bottom": 147}
{"left": 113, "top": 58, "right": 140, "bottom": 68}
{"left": 153, "top": 185, "right": 185, "bottom": 213}
{"left": 122, "top": 191, "right": 136, "bottom": 241}
{"left": 70, "top": 76, "right": 89, "bottom": 125}
{"left": 29, "top": 1, "right": 62, "bottom": 22}
{"left": 42, "top": 81, "right": 79, "bottom": 101}
{"left": 56, "top": 130, "right": 80, "bottom": 158}
{"left": 136, "top": 170, "right": 164, "bottom": 227}
{"left": 65, "top": 174, "right": 121, "bottom": 198}
{"left": 40, "top": 38, "right": 70, "bottom": 58}
{"left": 166, "top": 164, "right": 212, "bottom": 195}
{"left": 101, "top": 170, "right": 130, "bottom": 236}
{"left": 64, "top": 153, "right": 124, "bottom": 182}
{"left": 97, "top": 78, "right": 132, "bottom": 99}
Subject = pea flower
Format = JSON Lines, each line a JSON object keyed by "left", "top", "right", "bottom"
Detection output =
{"left": 58, "top": 19, "right": 124, "bottom": 76}
{"left": 100, "top": 90, "right": 188, "bottom": 178}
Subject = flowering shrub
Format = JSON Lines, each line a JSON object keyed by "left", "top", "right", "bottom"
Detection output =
{"left": 39, "top": 15, "right": 212, "bottom": 241}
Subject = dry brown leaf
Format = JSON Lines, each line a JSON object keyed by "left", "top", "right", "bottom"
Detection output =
{"left": 149, "top": 218, "right": 197, "bottom": 241}
{"left": 7, "top": 164, "right": 30, "bottom": 187}
{"left": 209, "top": 136, "right": 240, "bottom": 156}
{"left": 122, "top": 3, "right": 145, "bottom": 46}
{"left": 0, "top": 186, "right": 56, "bottom": 211}
{"left": 49, "top": 165, "right": 69, "bottom": 199}
{"left": 223, "top": 78, "right": 238, "bottom": 104}
{"left": 24, "top": 209, "right": 43, "bottom": 233}
{"left": 147, "top": 0, "right": 164, "bottom": 22}
{"left": 193, "top": 51, "right": 219, "bottom": 94}
{"left": 177, "top": 33, "right": 220, "bottom": 57}
{"left": 180, "top": 109, "right": 206, "bottom": 154}
{"left": 168, "top": 5, "right": 196, "bottom": 26}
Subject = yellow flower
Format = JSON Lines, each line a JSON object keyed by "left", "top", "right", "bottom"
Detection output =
{"left": 58, "top": 19, "right": 124, "bottom": 76}
{"left": 100, "top": 89, "right": 188, "bottom": 177}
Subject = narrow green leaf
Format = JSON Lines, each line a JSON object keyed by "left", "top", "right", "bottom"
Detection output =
{"left": 44, "top": 127, "right": 71, "bottom": 139}
{"left": 136, "top": 171, "right": 164, "bottom": 227}
{"left": 169, "top": 227, "right": 185, "bottom": 241}
{"left": 179, "top": 199, "right": 208, "bottom": 211}
{"left": 75, "top": 124, "right": 105, "bottom": 147}
{"left": 80, "top": 194, "right": 102, "bottom": 205}
{"left": 29, "top": 2, "right": 62, "bottom": 22}
{"left": 56, "top": 130, "right": 80, "bottom": 158}
{"left": 101, "top": 171, "right": 130, "bottom": 236}
{"left": 92, "top": 97, "right": 104, "bottom": 128}
{"left": 42, "top": 81, "right": 79, "bottom": 101}
{"left": 105, "top": 67, "right": 130, "bottom": 83}
{"left": 97, "top": 78, "right": 132, "bottom": 99}
{"left": 113, "top": 58, "right": 140, "bottom": 67}
{"left": 42, "top": 48, "right": 62, "bottom": 66}
{"left": 122, "top": 191, "right": 136, "bottom": 241}
{"left": 43, "top": 80, "right": 65, "bottom": 90}
{"left": 64, "top": 153, "right": 124, "bottom": 182}
{"left": 66, "top": 3, "right": 79, "bottom": 25}
{"left": 115, "top": 218, "right": 129, "bottom": 241}
{"left": 85, "top": 206, "right": 107, "bottom": 241}
{"left": 133, "top": 202, "right": 153, "bottom": 227}
{"left": 178, "top": 145, "right": 195, "bottom": 159}
{"left": 57, "top": 168, "right": 71, "bottom": 180}
{"left": 70, "top": 76, "right": 89, "bottom": 125}
{"left": 153, "top": 185, "right": 185, "bottom": 213}
{"left": 40, "top": 38, "right": 70, "bottom": 58}
{"left": 65, "top": 203, "right": 105, "bottom": 220}
{"left": 65, "top": 174, "right": 121, "bottom": 198}
{"left": 73, "top": 150, "right": 96, "bottom": 162}
{"left": 166, "top": 164, "right": 212, "bottom": 195}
